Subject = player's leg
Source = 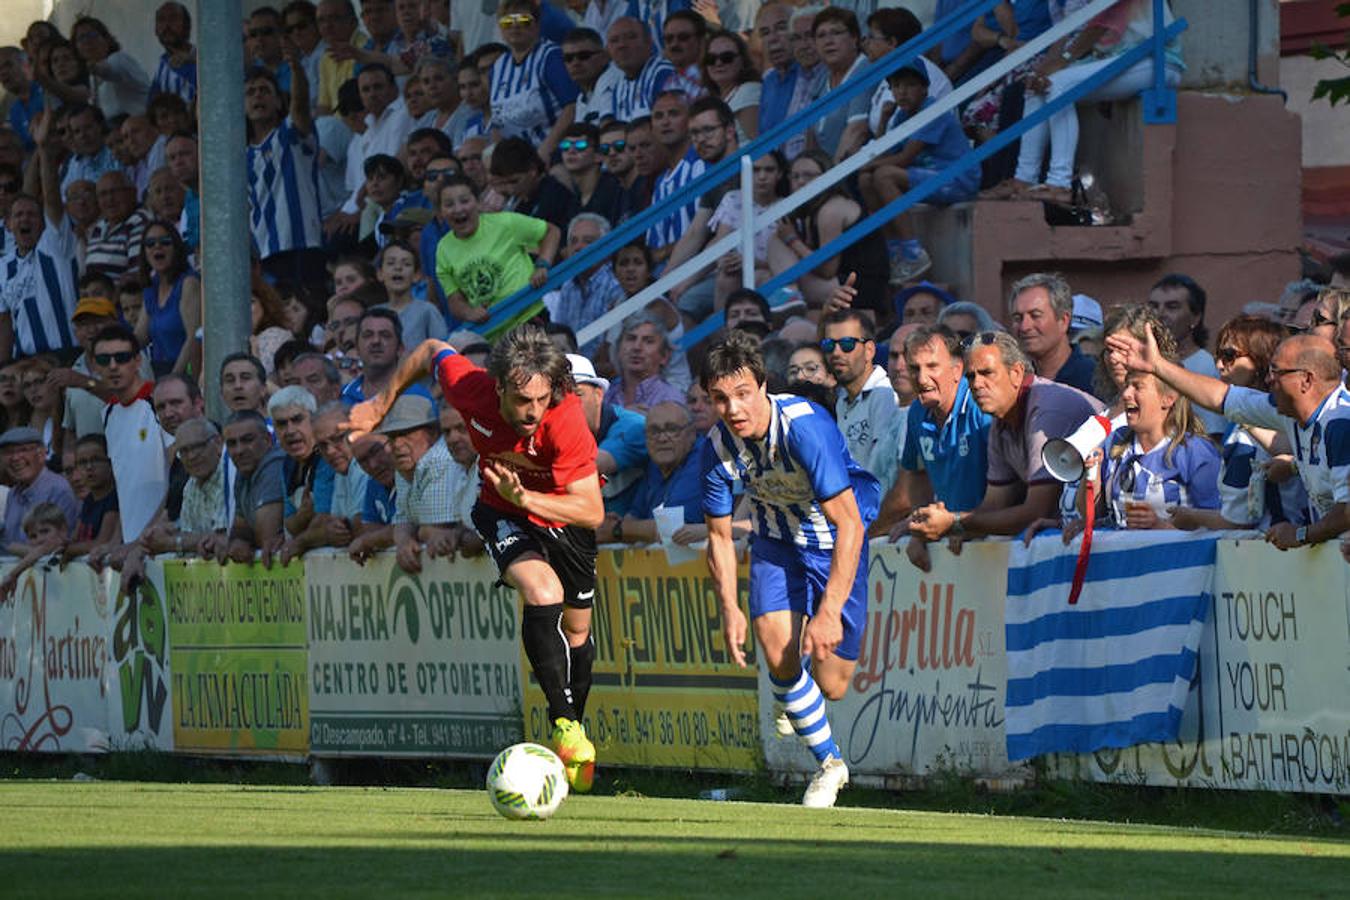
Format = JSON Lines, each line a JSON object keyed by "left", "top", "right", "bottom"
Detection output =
{"left": 471, "top": 505, "right": 582, "bottom": 725}
{"left": 551, "top": 524, "right": 599, "bottom": 722}
{"left": 751, "top": 543, "right": 847, "bottom": 772}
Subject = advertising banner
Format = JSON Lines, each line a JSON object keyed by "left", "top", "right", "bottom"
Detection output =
{"left": 761, "top": 540, "right": 1015, "bottom": 778}
{"left": 523, "top": 548, "right": 761, "bottom": 771}
{"left": 164, "top": 558, "right": 308, "bottom": 756}
{"left": 104, "top": 565, "right": 174, "bottom": 750}
{"left": 1053, "top": 540, "right": 1350, "bottom": 794}
{"left": 306, "top": 551, "right": 523, "bottom": 758}
{"left": 0, "top": 560, "right": 115, "bottom": 753}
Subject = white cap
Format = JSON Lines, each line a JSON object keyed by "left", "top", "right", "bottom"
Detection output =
{"left": 1070, "top": 294, "right": 1103, "bottom": 333}
{"left": 566, "top": 353, "right": 610, "bottom": 391}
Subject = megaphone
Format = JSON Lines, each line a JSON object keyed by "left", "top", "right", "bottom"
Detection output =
{"left": 1042, "top": 413, "right": 1126, "bottom": 482}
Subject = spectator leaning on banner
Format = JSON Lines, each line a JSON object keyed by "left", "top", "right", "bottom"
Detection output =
{"left": 202, "top": 410, "right": 286, "bottom": 566}
{"left": 377, "top": 392, "right": 458, "bottom": 575}
{"left": 601, "top": 400, "right": 706, "bottom": 545}
{"left": 268, "top": 386, "right": 324, "bottom": 561}
{"left": 910, "top": 331, "right": 1101, "bottom": 545}
{"left": 438, "top": 404, "right": 485, "bottom": 557}
{"left": 1108, "top": 328, "right": 1350, "bottom": 551}
{"left": 568, "top": 353, "right": 649, "bottom": 517}
{"left": 1009, "top": 272, "right": 1098, "bottom": 398}
{"left": 141, "top": 417, "right": 235, "bottom": 556}
{"left": 0, "top": 425, "right": 77, "bottom": 547}
{"left": 880, "top": 324, "right": 993, "bottom": 570}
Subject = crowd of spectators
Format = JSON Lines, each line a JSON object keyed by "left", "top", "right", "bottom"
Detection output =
{"left": 1, "top": 0, "right": 1349, "bottom": 589}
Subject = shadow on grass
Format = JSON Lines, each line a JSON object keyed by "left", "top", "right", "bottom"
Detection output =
{"left": 1, "top": 840, "right": 1343, "bottom": 898}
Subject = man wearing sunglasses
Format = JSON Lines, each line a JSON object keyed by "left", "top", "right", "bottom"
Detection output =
{"left": 490, "top": 0, "right": 580, "bottom": 163}
{"left": 562, "top": 27, "right": 619, "bottom": 127}
{"left": 820, "top": 310, "right": 901, "bottom": 482}
{"left": 555, "top": 123, "right": 625, "bottom": 226}
{"left": 94, "top": 324, "right": 172, "bottom": 556}
{"left": 607, "top": 17, "right": 676, "bottom": 122}
{"left": 1108, "top": 328, "right": 1350, "bottom": 553}
{"left": 910, "top": 331, "right": 1099, "bottom": 547}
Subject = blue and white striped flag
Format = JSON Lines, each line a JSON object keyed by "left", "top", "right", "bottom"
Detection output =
{"left": 1003, "top": 531, "right": 1215, "bottom": 761}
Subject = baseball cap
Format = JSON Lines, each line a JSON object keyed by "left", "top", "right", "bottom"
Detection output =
{"left": 73, "top": 296, "right": 118, "bottom": 320}
{"left": 566, "top": 353, "right": 610, "bottom": 392}
{"left": 1070, "top": 294, "right": 1103, "bottom": 333}
{"left": 0, "top": 426, "right": 44, "bottom": 448}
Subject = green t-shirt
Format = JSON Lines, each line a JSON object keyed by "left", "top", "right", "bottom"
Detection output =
{"left": 435, "top": 211, "right": 547, "bottom": 338}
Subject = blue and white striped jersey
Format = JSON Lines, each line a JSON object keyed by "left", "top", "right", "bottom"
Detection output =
{"left": 611, "top": 54, "right": 675, "bottom": 122}
{"left": 646, "top": 146, "right": 704, "bottom": 249}
{"left": 247, "top": 116, "right": 323, "bottom": 258}
{"left": 489, "top": 40, "right": 579, "bottom": 146}
{"left": 0, "top": 216, "right": 78, "bottom": 357}
{"left": 702, "top": 394, "right": 880, "bottom": 551}
{"left": 150, "top": 52, "right": 197, "bottom": 104}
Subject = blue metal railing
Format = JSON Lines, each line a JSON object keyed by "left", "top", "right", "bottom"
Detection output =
{"left": 471, "top": 0, "right": 1008, "bottom": 335}
{"left": 679, "top": 17, "right": 1187, "bottom": 348}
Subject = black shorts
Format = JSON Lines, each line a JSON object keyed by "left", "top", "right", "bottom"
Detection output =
{"left": 471, "top": 502, "right": 598, "bottom": 609}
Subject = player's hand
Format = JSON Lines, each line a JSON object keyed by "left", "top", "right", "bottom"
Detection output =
{"left": 802, "top": 611, "right": 843, "bottom": 663}
{"left": 345, "top": 398, "right": 387, "bottom": 439}
{"left": 905, "top": 536, "right": 931, "bottom": 572}
{"left": 722, "top": 603, "right": 748, "bottom": 667}
{"left": 484, "top": 463, "right": 528, "bottom": 508}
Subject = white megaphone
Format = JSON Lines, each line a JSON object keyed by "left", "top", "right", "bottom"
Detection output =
{"left": 1042, "top": 413, "right": 1126, "bottom": 482}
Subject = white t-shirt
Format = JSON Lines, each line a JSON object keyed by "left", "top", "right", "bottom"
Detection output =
{"left": 105, "top": 394, "right": 172, "bottom": 541}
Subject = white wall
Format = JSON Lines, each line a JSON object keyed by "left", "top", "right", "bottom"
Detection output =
{"left": 1281, "top": 53, "right": 1350, "bottom": 169}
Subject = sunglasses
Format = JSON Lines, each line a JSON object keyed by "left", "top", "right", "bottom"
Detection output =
{"left": 94, "top": 350, "right": 136, "bottom": 366}
{"left": 599, "top": 140, "right": 626, "bottom": 154}
{"left": 144, "top": 236, "right": 175, "bottom": 248}
{"left": 961, "top": 331, "right": 1000, "bottom": 350}
{"left": 820, "top": 336, "right": 870, "bottom": 353}
{"left": 1269, "top": 366, "right": 1311, "bottom": 380}
{"left": 1215, "top": 347, "right": 1245, "bottom": 364}
{"left": 563, "top": 49, "right": 598, "bottom": 64}
{"left": 424, "top": 168, "right": 458, "bottom": 180}
{"left": 705, "top": 51, "right": 739, "bottom": 66}
{"left": 248, "top": 26, "right": 278, "bottom": 38}
{"left": 559, "top": 138, "right": 589, "bottom": 151}
{"left": 499, "top": 13, "right": 534, "bottom": 28}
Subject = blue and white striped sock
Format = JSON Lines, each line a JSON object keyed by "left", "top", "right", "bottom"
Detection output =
{"left": 770, "top": 668, "right": 841, "bottom": 763}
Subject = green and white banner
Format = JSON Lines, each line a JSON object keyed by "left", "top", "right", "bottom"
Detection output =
{"left": 305, "top": 550, "right": 523, "bottom": 757}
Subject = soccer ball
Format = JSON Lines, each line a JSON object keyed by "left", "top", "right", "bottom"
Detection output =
{"left": 486, "top": 743, "right": 569, "bottom": 820}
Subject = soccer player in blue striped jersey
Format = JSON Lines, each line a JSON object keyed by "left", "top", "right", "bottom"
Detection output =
{"left": 701, "top": 332, "right": 880, "bottom": 808}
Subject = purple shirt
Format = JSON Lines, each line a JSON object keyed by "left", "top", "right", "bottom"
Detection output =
{"left": 604, "top": 375, "right": 684, "bottom": 412}
{"left": 987, "top": 376, "right": 1102, "bottom": 487}
{"left": 4, "top": 467, "right": 79, "bottom": 545}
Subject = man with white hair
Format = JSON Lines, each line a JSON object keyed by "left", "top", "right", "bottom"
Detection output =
{"left": 548, "top": 213, "right": 625, "bottom": 358}
{"left": 268, "top": 385, "right": 322, "bottom": 548}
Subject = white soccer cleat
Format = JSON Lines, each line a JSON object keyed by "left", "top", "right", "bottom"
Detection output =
{"left": 801, "top": 756, "right": 849, "bottom": 809}
{"left": 772, "top": 702, "right": 794, "bottom": 738}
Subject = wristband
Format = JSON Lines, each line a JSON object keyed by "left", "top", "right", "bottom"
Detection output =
{"left": 1060, "top": 48, "right": 1076, "bottom": 62}
{"left": 1295, "top": 525, "right": 1309, "bottom": 545}
{"left": 612, "top": 518, "right": 624, "bottom": 542}
{"left": 533, "top": 257, "right": 550, "bottom": 269}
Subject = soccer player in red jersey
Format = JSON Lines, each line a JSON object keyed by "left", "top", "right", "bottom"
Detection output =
{"left": 348, "top": 325, "right": 605, "bottom": 790}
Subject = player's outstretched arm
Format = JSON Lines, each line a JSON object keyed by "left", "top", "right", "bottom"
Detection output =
{"left": 805, "top": 488, "right": 865, "bottom": 662}
{"left": 348, "top": 339, "right": 453, "bottom": 434}
{"left": 484, "top": 466, "right": 606, "bottom": 530}
{"left": 704, "top": 513, "right": 747, "bottom": 667}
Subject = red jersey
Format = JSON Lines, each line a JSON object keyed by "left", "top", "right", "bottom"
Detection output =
{"left": 435, "top": 349, "right": 598, "bottom": 527}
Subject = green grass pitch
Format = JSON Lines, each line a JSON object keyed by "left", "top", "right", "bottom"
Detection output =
{"left": 1, "top": 781, "right": 1347, "bottom": 897}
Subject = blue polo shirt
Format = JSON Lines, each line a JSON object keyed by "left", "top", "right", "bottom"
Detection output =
{"left": 759, "top": 64, "right": 800, "bottom": 137}
{"left": 1053, "top": 345, "right": 1099, "bottom": 398}
{"left": 630, "top": 436, "right": 706, "bottom": 524}
{"left": 899, "top": 377, "right": 992, "bottom": 513}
